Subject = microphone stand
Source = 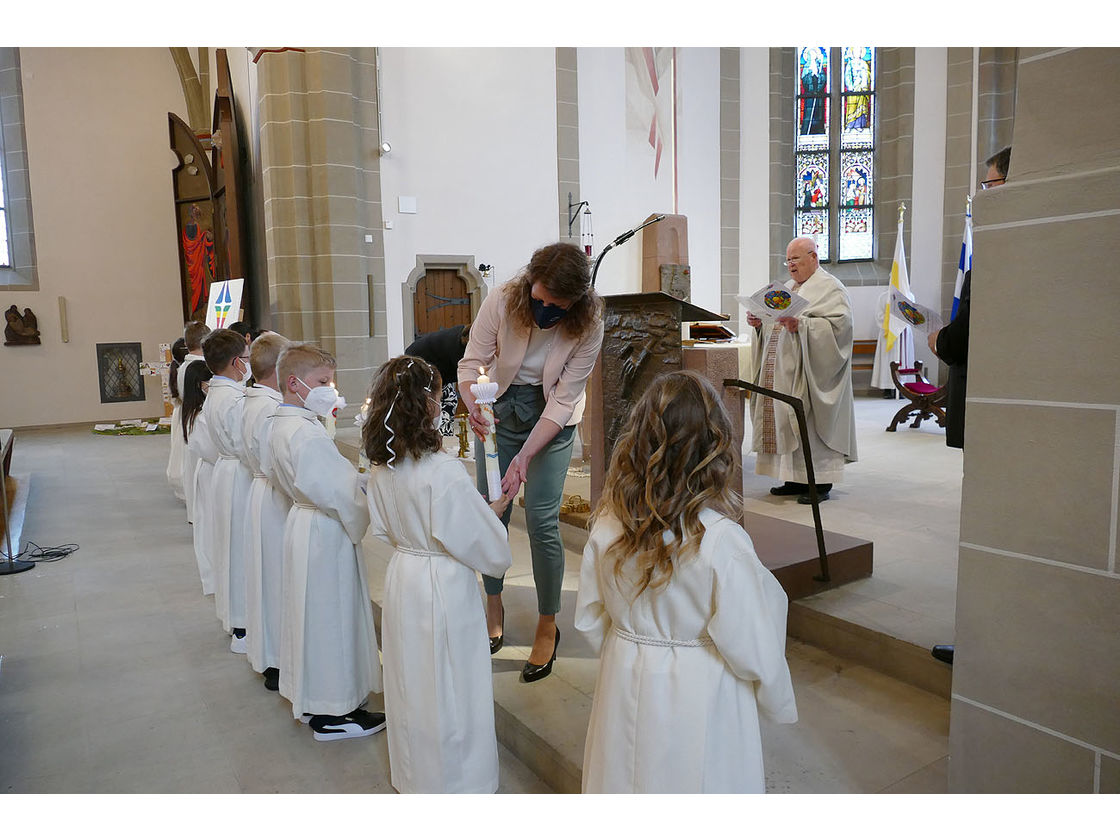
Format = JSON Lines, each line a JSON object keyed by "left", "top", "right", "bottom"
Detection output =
{"left": 590, "top": 214, "right": 667, "bottom": 288}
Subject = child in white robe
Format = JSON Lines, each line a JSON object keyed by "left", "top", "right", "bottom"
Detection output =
{"left": 269, "top": 343, "right": 385, "bottom": 741}
{"left": 362, "top": 355, "right": 512, "bottom": 794}
{"left": 182, "top": 361, "right": 216, "bottom": 596}
{"left": 179, "top": 321, "right": 211, "bottom": 525}
{"left": 240, "top": 332, "right": 291, "bottom": 692}
{"left": 574, "top": 370, "right": 798, "bottom": 794}
{"left": 201, "top": 328, "right": 253, "bottom": 652}
{"left": 166, "top": 338, "right": 188, "bottom": 500}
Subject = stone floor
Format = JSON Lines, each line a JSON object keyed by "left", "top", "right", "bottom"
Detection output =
{"left": 0, "top": 394, "right": 957, "bottom": 795}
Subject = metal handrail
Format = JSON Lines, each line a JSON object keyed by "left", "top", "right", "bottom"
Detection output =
{"left": 724, "top": 378, "right": 830, "bottom": 582}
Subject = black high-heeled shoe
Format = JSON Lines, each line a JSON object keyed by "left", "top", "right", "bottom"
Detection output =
{"left": 521, "top": 627, "right": 559, "bottom": 683}
{"left": 489, "top": 605, "right": 504, "bottom": 655}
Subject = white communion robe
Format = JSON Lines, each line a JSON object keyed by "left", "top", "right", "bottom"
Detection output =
{"left": 241, "top": 384, "right": 289, "bottom": 675}
{"left": 204, "top": 376, "right": 251, "bottom": 632}
{"left": 748, "top": 267, "right": 858, "bottom": 485}
{"left": 574, "top": 509, "right": 798, "bottom": 793}
{"left": 186, "top": 411, "right": 218, "bottom": 596}
{"left": 166, "top": 398, "right": 185, "bottom": 500}
{"left": 365, "top": 451, "right": 513, "bottom": 794}
{"left": 179, "top": 356, "right": 206, "bottom": 525}
{"left": 268, "top": 403, "right": 380, "bottom": 719}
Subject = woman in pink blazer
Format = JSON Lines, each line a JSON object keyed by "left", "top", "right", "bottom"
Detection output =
{"left": 457, "top": 242, "right": 604, "bottom": 683}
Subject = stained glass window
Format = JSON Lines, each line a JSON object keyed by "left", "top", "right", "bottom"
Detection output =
{"left": 0, "top": 152, "right": 9, "bottom": 267}
{"left": 794, "top": 46, "right": 876, "bottom": 263}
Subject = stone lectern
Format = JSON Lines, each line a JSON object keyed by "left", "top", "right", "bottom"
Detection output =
{"left": 586, "top": 292, "right": 730, "bottom": 504}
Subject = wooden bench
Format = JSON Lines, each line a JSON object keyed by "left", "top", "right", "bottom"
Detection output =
{"left": 852, "top": 339, "right": 876, "bottom": 372}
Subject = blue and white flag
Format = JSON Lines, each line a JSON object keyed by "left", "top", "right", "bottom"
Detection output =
{"left": 951, "top": 208, "right": 972, "bottom": 320}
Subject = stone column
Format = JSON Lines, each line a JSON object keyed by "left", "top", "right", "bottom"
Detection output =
{"left": 255, "top": 48, "right": 389, "bottom": 411}
{"left": 948, "top": 47, "right": 1120, "bottom": 793}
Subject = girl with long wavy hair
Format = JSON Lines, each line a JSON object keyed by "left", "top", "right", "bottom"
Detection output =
{"left": 182, "top": 360, "right": 217, "bottom": 596}
{"left": 574, "top": 370, "right": 798, "bottom": 793}
{"left": 362, "top": 355, "right": 512, "bottom": 792}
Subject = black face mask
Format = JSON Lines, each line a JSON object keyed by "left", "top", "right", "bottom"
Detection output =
{"left": 530, "top": 296, "right": 568, "bottom": 329}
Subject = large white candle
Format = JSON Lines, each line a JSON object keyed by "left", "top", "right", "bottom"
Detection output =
{"left": 470, "top": 366, "right": 502, "bottom": 501}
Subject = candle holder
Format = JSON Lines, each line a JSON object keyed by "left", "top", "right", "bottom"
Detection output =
{"left": 469, "top": 378, "right": 502, "bottom": 501}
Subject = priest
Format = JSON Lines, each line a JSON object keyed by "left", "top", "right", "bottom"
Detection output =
{"left": 746, "top": 237, "right": 858, "bottom": 504}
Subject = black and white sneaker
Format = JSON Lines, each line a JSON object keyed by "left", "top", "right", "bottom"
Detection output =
{"left": 309, "top": 709, "right": 386, "bottom": 742}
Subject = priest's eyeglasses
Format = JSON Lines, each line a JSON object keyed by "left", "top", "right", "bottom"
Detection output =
{"left": 980, "top": 177, "right": 1005, "bottom": 190}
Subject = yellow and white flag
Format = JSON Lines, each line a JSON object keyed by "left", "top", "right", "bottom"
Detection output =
{"left": 871, "top": 211, "right": 914, "bottom": 391}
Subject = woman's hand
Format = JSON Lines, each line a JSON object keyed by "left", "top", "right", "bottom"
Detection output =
{"left": 502, "top": 452, "right": 530, "bottom": 499}
{"left": 468, "top": 402, "right": 492, "bottom": 439}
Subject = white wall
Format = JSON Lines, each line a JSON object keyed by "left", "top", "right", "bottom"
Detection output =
{"left": 578, "top": 47, "right": 723, "bottom": 307}
{"left": 739, "top": 48, "right": 770, "bottom": 320}
{"left": 377, "top": 48, "right": 559, "bottom": 356}
{"left": 0, "top": 48, "right": 187, "bottom": 428}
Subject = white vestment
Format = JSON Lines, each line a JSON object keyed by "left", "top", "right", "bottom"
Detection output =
{"left": 203, "top": 377, "right": 251, "bottom": 632}
{"left": 268, "top": 404, "right": 380, "bottom": 719}
{"left": 166, "top": 399, "right": 185, "bottom": 500}
{"left": 574, "top": 509, "right": 798, "bottom": 793}
{"left": 241, "top": 385, "right": 289, "bottom": 674}
{"left": 186, "top": 411, "right": 218, "bottom": 596}
{"left": 365, "top": 451, "right": 513, "bottom": 794}
{"left": 748, "top": 267, "right": 858, "bottom": 484}
{"left": 179, "top": 355, "right": 206, "bottom": 524}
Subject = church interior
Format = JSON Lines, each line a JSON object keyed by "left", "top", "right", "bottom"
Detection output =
{"left": 0, "top": 30, "right": 1117, "bottom": 816}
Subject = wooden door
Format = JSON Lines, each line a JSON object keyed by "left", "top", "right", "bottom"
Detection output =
{"left": 413, "top": 269, "right": 470, "bottom": 339}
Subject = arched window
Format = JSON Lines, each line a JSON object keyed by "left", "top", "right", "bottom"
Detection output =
{"left": 795, "top": 46, "right": 876, "bottom": 262}
{"left": 0, "top": 47, "right": 38, "bottom": 289}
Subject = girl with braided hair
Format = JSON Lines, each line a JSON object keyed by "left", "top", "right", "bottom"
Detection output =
{"left": 362, "top": 355, "right": 512, "bottom": 793}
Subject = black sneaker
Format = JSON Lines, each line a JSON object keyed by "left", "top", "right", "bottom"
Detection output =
{"left": 309, "top": 709, "right": 386, "bottom": 742}
{"left": 263, "top": 667, "right": 280, "bottom": 691}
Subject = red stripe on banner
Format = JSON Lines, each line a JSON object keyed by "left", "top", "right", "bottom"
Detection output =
{"left": 643, "top": 47, "right": 659, "bottom": 95}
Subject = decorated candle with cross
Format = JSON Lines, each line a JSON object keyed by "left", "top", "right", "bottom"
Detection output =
{"left": 470, "top": 367, "right": 502, "bottom": 501}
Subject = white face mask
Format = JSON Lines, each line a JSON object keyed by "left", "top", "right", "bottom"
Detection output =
{"left": 295, "top": 376, "right": 340, "bottom": 418}
{"left": 237, "top": 359, "right": 252, "bottom": 385}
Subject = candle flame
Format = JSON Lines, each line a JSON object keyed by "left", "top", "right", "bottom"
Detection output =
{"left": 479, "top": 366, "right": 486, "bottom": 376}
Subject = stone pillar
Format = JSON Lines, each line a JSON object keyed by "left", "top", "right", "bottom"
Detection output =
{"left": 948, "top": 47, "right": 1120, "bottom": 793}
{"left": 255, "top": 48, "right": 389, "bottom": 412}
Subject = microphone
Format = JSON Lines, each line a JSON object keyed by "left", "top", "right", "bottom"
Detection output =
{"left": 591, "top": 214, "right": 668, "bottom": 288}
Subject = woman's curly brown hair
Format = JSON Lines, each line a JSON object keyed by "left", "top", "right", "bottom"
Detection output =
{"left": 593, "top": 370, "right": 741, "bottom": 599}
{"left": 361, "top": 355, "right": 444, "bottom": 466}
{"left": 504, "top": 241, "right": 601, "bottom": 340}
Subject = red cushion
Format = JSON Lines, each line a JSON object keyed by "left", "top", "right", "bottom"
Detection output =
{"left": 904, "top": 382, "right": 940, "bottom": 395}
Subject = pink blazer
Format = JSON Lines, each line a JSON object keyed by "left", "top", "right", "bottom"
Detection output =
{"left": 457, "top": 282, "right": 604, "bottom": 429}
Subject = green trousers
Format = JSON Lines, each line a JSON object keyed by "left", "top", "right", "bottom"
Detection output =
{"left": 475, "top": 383, "right": 575, "bottom": 616}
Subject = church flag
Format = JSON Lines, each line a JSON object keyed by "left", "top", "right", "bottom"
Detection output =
{"left": 951, "top": 205, "right": 973, "bottom": 320}
{"left": 870, "top": 209, "right": 914, "bottom": 391}
{"left": 883, "top": 212, "right": 912, "bottom": 352}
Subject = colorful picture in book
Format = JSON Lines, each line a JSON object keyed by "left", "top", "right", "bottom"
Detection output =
{"left": 897, "top": 300, "right": 926, "bottom": 326}
{"left": 764, "top": 289, "right": 794, "bottom": 311}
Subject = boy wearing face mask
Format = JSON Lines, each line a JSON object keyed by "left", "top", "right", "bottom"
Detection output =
{"left": 240, "top": 332, "right": 292, "bottom": 693}
{"left": 201, "top": 328, "right": 255, "bottom": 653}
{"left": 268, "top": 343, "right": 386, "bottom": 741}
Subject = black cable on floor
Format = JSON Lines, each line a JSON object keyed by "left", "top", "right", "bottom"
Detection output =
{"left": 0, "top": 541, "right": 79, "bottom": 563}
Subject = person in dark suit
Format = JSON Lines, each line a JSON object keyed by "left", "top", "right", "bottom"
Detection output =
{"left": 406, "top": 323, "right": 471, "bottom": 436}
{"left": 925, "top": 145, "right": 1010, "bottom": 665}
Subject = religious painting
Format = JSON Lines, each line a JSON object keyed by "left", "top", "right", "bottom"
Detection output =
{"left": 797, "top": 47, "right": 829, "bottom": 146}
{"left": 180, "top": 202, "right": 217, "bottom": 317}
{"left": 797, "top": 210, "right": 828, "bottom": 258}
{"left": 841, "top": 47, "right": 875, "bottom": 147}
{"left": 840, "top": 159, "right": 873, "bottom": 207}
{"left": 798, "top": 157, "right": 829, "bottom": 209}
{"left": 839, "top": 207, "right": 873, "bottom": 261}
{"left": 169, "top": 112, "right": 220, "bottom": 322}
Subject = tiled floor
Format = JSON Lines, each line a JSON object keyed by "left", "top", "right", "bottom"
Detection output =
{"left": 1, "top": 394, "right": 957, "bottom": 794}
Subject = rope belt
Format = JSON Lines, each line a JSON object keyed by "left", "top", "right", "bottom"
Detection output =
{"left": 392, "top": 545, "right": 449, "bottom": 559}
{"left": 613, "top": 626, "right": 714, "bottom": 648}
{"left": 253, "top": 472, "right": 267, "bottom": 480}
{"left": 293, "top": 502, "right": 317, "bottom": 510}
{"left": 217, "top": 454, "right": 239, "bottom": 461}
